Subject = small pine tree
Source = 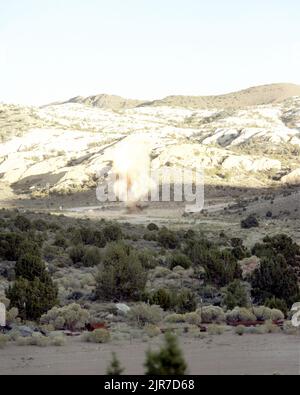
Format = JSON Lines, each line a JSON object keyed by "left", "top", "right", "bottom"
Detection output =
{"left": 106, "top": 353, "right": 124, "bottom": 375}
{"left": 14, "top": 215, "right": 31, "bottom": 232}
{"left": 150, "top": 289, "right": 173, "bottom": 310}
{"left": 15, "top": 253, "right": 46, "bottom": 281}
{"left": 6, "top": 253, "right": 57, "bottom": 320}
{"left": 251, "top": 255, "right": 299, "bottom": 307}
{"left": 145, "top": 332, "right": 187, "bottom": 375}
{"left": 158, "top": 227, "right": 178, "bottom": 249}
{"left": 265, "top": 297, "right": 288, "bottom": 317}
{"left": 95, "top": 242, "right": 146, "bottom": 301}
{"left": 223, "top": 280, "right": 250, "bottom": 310}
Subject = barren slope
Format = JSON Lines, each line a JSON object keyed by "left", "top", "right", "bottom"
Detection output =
{"left": 0, "top": 85, "right": 300, "bottom": 206}
{"left": 142, "top": 83, "right": 300, "bottom": 110}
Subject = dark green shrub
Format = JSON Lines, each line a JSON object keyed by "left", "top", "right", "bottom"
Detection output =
{"left": 143, "top": 231, "right": 158, "bottom": 242}
{"left": 138, "top": 249, "right": 157, "bottom": 269}
{"left": 264, "top": 297, "right": 288, "bottom": 317}
{"left": 96, "top": 243, "right": 146, "bottom": 301}
{"left": 252, "top": 243, "right": 274, "bottom": 260}
{"left": 7, "top": 277, "right": 57, "bottom": 321}
{"left": 145, "top": 332, "right": 187, "bottom": 375}
{"left": 82, "top": 246, "right": 101, "bottom": 267}
{"left": 184, "top": 237, "right": 212, "bottom": 263}
{"left": 149, "top": 289, "right": 173, "bottom": 311}
{"left": 241, "top": 215, "right": 259, "bottom": 229}
{"left": 185, "top": 239, "right": 242, "bottom": 286}
{"left": 15, "top": 253, "right": 47, "bottom": 281}
{"left": 6, "top": 252, "right": 58, "bottom": 321}
{"left": 103, "top": 224, "right": 123, "bottom": 242}
{"left": 48, "top": 222, "right": 61, "bottom": 231}
{"left": 54, "top": 232, "right": 68, "bottom": 248}
{"left": 107, "top": 353, "right": 124, "bottom": 375}
{"left": 14, "top": 215, "right": 31, "bottom": 231}
{"left": 70, "top": 226, "right": 106, "bottom": 247}
{"left": 32, "top": 219, "right": 48, "bottom": 231}
{"left": 231, "top": 238, "right": 243, "bottom": 248}
{"left": 149, "top": 288, "right": 196, "bottom": 313}
{"left": 43, "top": 245, "right": 60, "bottom": 262}
{"left": 0, "top": 218, "right": 7, "bottom": 229}
{"left": 223, "top": 280, "right": 250, "bottom": 310}
{"left": 103, "top": 242, "right": 131, "bottom": 266}
{"left": 204, "top": 251, "right": 241, "bottom": 287}
{"left": 169, "top": 253, "right": 192, "bottom": 270}
{"left": 94, "top": 230, "right": 107, "bottom": 248}
{"left": 70, "top": 228, "right": 83, "bottom": 245}
{"left": 147, "top": 223, "right": 159, "bottom": 231}
{"left": 259, "top": 234, "right": 300, "bottom": 267}
{"left": 69, "top": 245, "right": 85, "bottom": 264}
{"left": 175, "top": 290, "right": 197, "bottom": 313}
{"left": 158, "top": 227, "right": 178, "bottom": 249}
{"left": 79, "top": 227, "right": 95, "bottom": 244}
{"left": 0, "top": 233, "right": 39, "bottom": 261}
{"left": 232, "top": 246, "right": 250, "bottom": 260}
{"left": 183, "top": 229, "right": 196, "bottom": 240}
{"left": 251, "top": 255, "right": 299, "bottom": 307}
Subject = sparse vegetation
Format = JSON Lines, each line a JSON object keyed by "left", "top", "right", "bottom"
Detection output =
{"left": 199, "top": 306, "right": 226, "bottom": 324}
{"left": 235, "top": 325, "right": 246, "bottom": 336}
{"left": 226, "top": 307, "right": 256, "bottom": 323}
{"left": 85, "top": 328, "right": 110, "bottom": 343}
{"left": 40, "top": 304, "right": 90, "bottom": 331}
{"left": 0, "top": 208, "right": 299, "bottom": 375}
{"left": 0, "top": 334, "right": 8, "bottom": 349}
{"left": 82, "top": 246, "right": 101, "bottom": 267}
{"left": 169, "top": 253, "right": 192, "bottom": 270}
{"left": 128, "top": 303, "right": 163, "bottom": 327}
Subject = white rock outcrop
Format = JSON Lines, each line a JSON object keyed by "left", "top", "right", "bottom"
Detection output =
{"left": 0, "top": 95, "right": 299, "bottom": 198}
{"left": 281, "top": 168, "right": 300, "bottom": 185}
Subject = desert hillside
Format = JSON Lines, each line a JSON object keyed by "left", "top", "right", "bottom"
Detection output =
{"left": 62, "top": 94, "right": 144, "bottom": 111}
{"left": 62, "top": 83, "right": 300, "bottom": 110}
{"left": 1, "top": 84, "right": 300, "bottom": 207}
{"left": 143, "top": 83, "right": 300, "bottom": 109}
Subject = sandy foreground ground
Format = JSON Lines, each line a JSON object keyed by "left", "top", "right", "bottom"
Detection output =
{"left": 0, "top": 333, "right": 299, "bottom": 375}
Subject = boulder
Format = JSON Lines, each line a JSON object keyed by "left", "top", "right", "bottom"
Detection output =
{"left": 15, "top": 325, "right": 34, "bottom": 338}
{"left": 222, "top": 155, "right": 281, "bottom": 172}
{"left": 116, "top": 303, "right": 131, "bottom": 314}
{"left": 281, "top": 168, "right": 300, "bottom": 185}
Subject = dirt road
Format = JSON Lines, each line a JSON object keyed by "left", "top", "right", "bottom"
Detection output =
{"left": 0, "top": 333, "right": 299, "bottom": 375}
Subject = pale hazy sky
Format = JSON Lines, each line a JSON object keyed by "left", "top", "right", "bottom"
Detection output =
{"left": 0, "top": 0, "right": 299, "bottom": 105}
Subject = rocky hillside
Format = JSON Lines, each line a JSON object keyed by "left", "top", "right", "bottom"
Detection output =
{"left": 62, "top": 83, "right": 300, "bottom": 110}
{"left": 62, "top": 94, "right": 144, "bottom": 111}
{"left": 0, "top": 85, "right": 300, "bottom": 203}
{"left": 142, "top": 83, "right": 300, "bottom": 109}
